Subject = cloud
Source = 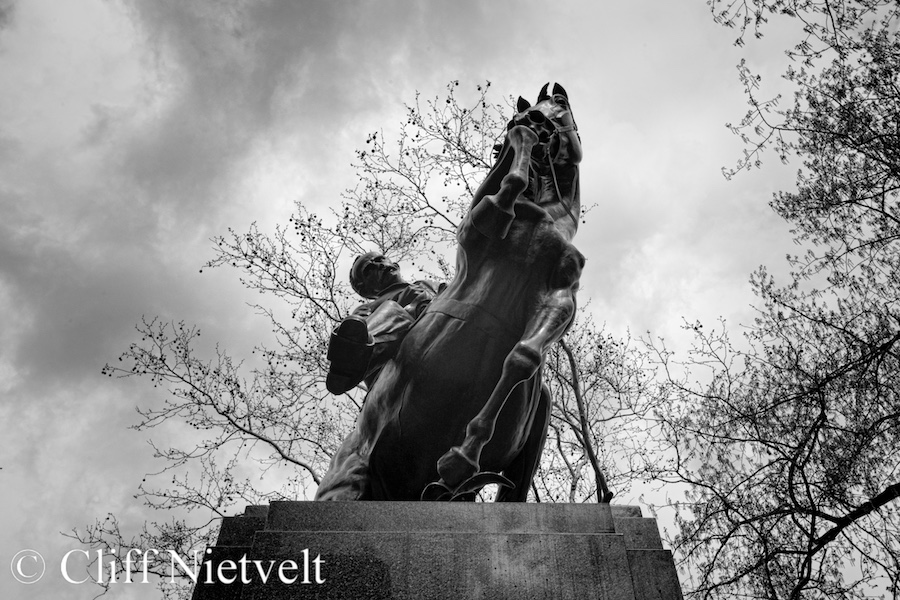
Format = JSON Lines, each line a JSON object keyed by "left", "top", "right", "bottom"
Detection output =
{"left": 1, "top": 0, "right": 794, "bottom": 397}
{"left": 0, "top": 0, "right": 794, "bottom": 422}
{"left": 0, "top": 0, "right": 14, "bottom": 32}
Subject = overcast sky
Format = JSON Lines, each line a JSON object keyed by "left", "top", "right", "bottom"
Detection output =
{"left": 0, "top": 1, "right": 801, "bottom": 598}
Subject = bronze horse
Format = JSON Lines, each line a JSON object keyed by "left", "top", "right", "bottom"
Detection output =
{"left": 316, "top": 83, "right": 583, "bottom": 501}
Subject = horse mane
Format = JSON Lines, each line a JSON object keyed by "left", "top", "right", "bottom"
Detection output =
{"left": 470, "top": 134, "right": 517, "bottom": 211}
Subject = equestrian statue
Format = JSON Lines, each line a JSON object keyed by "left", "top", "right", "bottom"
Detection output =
{"left": 316, "top": 83, "right": 584, "bottom": 502}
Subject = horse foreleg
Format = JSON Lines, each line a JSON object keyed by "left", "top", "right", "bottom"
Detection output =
{"left": 470, "top": 125, "right": 539, "bottom": 240}
{"left": 436, "top": 288, "right": 577, "bottom": 489}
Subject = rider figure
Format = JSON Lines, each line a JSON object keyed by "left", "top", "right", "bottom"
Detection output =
{"left": 325, "top": 252, "right": 441, "bottom": 395}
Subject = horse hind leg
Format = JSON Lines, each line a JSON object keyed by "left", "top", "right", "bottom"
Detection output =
{"left": 495, "top": 382, "right": 551, "bottom": 502}
{"left": 435, "top": 288, "right": 577, "bottom": 491}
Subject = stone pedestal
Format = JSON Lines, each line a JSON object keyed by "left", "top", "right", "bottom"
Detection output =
{"left": 191, "top": 501, "right": 682, "bottom": 600}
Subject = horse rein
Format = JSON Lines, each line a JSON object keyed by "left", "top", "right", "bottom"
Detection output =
{"left": 545, "top": 122, "right": 580, "bottom": 227}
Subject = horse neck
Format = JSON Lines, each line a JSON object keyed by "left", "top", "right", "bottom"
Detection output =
{"left": 536, "top": 163, "right": 580, "bottom": 239}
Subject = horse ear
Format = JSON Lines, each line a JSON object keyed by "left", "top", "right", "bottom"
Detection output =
{"left": 516, "top": 96, "right": 531, "bottom": 112}
{"left": 537, "top": 82, "right": 550, "bottom": 102}
{"left": 552, "top": 83, "right": 569, "bottom": 99}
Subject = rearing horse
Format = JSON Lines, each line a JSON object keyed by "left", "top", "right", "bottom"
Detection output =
{"left": 316, "top": 83, "right": 583, "bottom": 501}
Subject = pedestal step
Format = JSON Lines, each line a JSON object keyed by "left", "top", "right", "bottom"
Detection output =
{"left": 191, "top": 502, "right": 683, "bottom": 600}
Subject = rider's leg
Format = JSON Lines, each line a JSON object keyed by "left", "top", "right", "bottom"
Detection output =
{"left": 326, "top": 316, "right": 374, "bottom": 395}
{"left": 326, "top": 301, "right": 415, "bottom": 395}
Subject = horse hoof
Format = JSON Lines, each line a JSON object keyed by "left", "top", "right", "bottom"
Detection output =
{"left": 421, "top": 472, "right": 516, "bottom": 502}
{"left": 436, "top": 447, "right": 478, "bottom": 487}
{"left": 507, "top": 124, "right": 540, "bottom": 146}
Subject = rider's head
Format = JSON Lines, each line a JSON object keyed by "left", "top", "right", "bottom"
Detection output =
{"left": 350, "top": 252, "right": 404, "bottom": 299}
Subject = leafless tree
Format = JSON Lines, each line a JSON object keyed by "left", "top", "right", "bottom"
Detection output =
{"left": 654, "top": 2, "right": 900, "bottom": 597}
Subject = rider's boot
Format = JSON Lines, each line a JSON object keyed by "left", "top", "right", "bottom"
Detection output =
{"left": 326, "top": 316, "right": 374, "bottom": 395}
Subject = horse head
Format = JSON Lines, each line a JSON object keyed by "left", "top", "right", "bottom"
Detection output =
{"left": 505, "top": 83, "right": 581, "bottom": 234}
{"left": 509, "top": 82, "right": 582, "bottom": 168}
{"left": 474, "top": 83, "right": 582, "bottom": 235}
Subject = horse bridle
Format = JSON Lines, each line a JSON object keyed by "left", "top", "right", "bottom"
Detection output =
{"left": 503, "top": 103, "right": 580, "bottom": 227}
